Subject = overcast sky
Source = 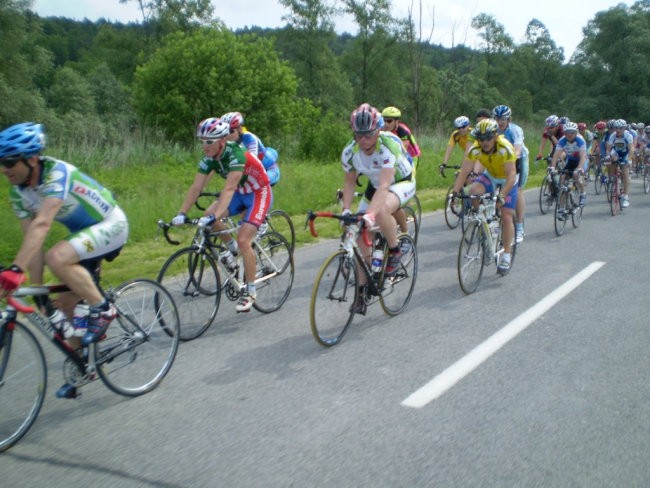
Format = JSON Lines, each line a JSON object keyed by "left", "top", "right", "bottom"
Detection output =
{"left": 32, "top": 0, "right": 637, "bottom": 61}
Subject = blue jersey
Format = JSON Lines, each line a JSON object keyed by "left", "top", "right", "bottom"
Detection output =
{"left": 556, "top": 135, "right": 586, "bottom": 162}
{"left": 607, "top": 131, "right": 634, "bottom": 159}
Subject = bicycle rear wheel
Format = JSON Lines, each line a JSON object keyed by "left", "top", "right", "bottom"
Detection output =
{"left": 380, "top": 234, "right": 418, "bottom": 316}
{"left": 266, "top": 209, "right": 295, "bottom": 254}
{"left": 594, "top": 169, "right": 604, "bottom": 195}
{"left": 457, "top": 220, "right": 486, "bottom": 295}
{"left": 401, "top": 205, "right": 419, "bottom": 245}
{"left": 411, "top": 194, "right": 422, "bottom": 225}
{"left": 310, "top": 250, "right": 357, "bottom": 347}
{"left": 554, "top": 191, "right": 568, "bottom": 236}
{"left": 96, "top": 279, "right": 180, "bottom": 396}
{"left": 157, "top": 247, "right": 221, "bottom": 341}
{"left": 252, "top": 232, "right": 294, "bottom": 313}
{"left": 0, "top": 321, "right": 47, "bottom": 452}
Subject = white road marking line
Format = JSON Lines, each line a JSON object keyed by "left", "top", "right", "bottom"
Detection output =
{"left": 401, "top": 261, "right": 606, "bottom": 408}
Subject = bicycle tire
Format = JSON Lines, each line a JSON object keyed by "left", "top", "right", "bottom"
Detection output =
{"left": 310, "top": 250, "right": 357, "bottom": 347}
{"left": 571, "top": 188, "right": 583, "bottom": 228}
{"left": 457, "top": 220, "right": 486, "bottom": 295}
{"left": 411, "top": 193, "right": 423, "bottom": 227}
{"left": 401, "top": 205, "right": 419, "bottom": 245}
{"left": 554, "top": 190, "right": 568, "bottom": 236}
{"left": 539, "top": 178, "right": 554, "bottom": 215}
{"left": 610, "top": 177, "right": 620, "bottom": 216}
{"left": 444, "top": 185, "right": 461, "bottom": 229}
{"left": 380, "top": 234, "right": 418, "bottom": 316}
{"left": 96, "top": 279, "right": 180, "bottom": 396}
{"left": 266, "top": 209, "right": 296, "bottom": 255}
{"left": 157, "top": 247, "right": 221, "bottom": 341}
{"left": 251, "top": 232, "right": 294, "bottom": 313}
{"left": 594, "top": 169, "right": 605, "bottom": 195}
{"left": 0, "top": 321, "right": 47, "bottom": 452}
{"left": 644, "top": 167, "right": 650, "bottom": 194}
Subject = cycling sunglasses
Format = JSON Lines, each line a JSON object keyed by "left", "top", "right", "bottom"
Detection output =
{"left": 0, "top": 155, "right": 25, "bottom": 169}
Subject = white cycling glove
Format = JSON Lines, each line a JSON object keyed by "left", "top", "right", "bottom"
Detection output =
{"left": 171, "top": 213, "right": 186, "bottom": 226}
{"left": 198, "top": 215, "right": 216, "bottom": 227}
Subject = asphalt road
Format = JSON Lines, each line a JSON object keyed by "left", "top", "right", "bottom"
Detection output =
{"left": 3, "top": 178, "right": 649, "bottom": 487}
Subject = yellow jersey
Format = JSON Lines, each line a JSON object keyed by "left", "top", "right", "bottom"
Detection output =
{"left": 466, "top": 135, "right": 516, "bottom": 179}
{"left": 447, "top": 127, "right": 474, "bottom": 149}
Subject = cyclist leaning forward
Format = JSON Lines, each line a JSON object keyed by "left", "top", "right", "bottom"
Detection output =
{"left": 171, "top": 117, "right": 272, "bottom": 312}
{"left": 0, "top": 122, "right": 129, "bottom": 398}
{"left": 549, "top": 121, "right": 588, "bottom": 217}
{"left": 341, "top": 103, "right": 416, "bottom": 315}
{"left": 452, "top": 119, "right": 518, "bottom": 276}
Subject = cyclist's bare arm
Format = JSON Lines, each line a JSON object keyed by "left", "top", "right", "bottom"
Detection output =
{"left": 341, "top": 171, "right": 358, "bottom": 211}
{"left": 14, "top": 197, "right": 62, "bottom": 273}
{"left": 179, "top": 172, "right": 211, "bottom": 215}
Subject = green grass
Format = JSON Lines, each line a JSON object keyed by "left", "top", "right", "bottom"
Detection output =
{"left": 0, "top": 129, "right": 547, "bottom": 284}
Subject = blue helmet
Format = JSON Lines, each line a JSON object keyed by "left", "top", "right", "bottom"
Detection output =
{"left": 0, "top": 122, "right": 46, "bottom": 159}
{"left": 492, "top": 105, "right": 511, "bottom": 119}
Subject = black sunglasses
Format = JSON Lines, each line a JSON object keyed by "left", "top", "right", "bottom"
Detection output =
{"left": 384, "top": 118, "right": 395, "bottom": 123}
{"left": 0, "top": 155, "right": 24, "bottom": 169}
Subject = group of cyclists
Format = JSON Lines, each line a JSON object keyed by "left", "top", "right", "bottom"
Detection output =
{"left": 1, "top": 103, "right": 647, "bottom": 398}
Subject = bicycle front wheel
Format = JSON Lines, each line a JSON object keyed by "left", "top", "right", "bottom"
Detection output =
{"left": 96, "top": 279, "right": 180, "bottom": 396}
{"left": 610, "top": 178, "right": 620, "bottom": 216}
{"left": 457, "top": 220, "right": 486, "bottom": 295}
{"left": 539, "top": 178, "right": 554, "bottom": 215}
{"left": 444, "top": 185, "right": 461, "bottom": 229}
{"left": 554, "top": 191, "right": 568, "bottom": 236}
{"left": 571, "top": 189, "right": 583, "bottom": 228}
{"left": 266, "top": 209, "right": 296, "bottom": 254}
{"left": 380, "top": 234, "right": 418, "bottom": 316}
{"left": 253, "top": 232, "right": 294, "bottom": 313}
{"left": 310, "top": 250, "right": 357, "bottom": 347}
{"left": 157, "top": 247, "right": 220, "bottom": 341}
{"left": 0, "top": 321, "right": 47, "bottom": 452}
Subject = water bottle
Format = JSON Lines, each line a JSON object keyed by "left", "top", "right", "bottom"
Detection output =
{"left": 488, "top": 220, "right": 499, "bottom": 242}
{"left": 219, "top": 249, "right": 238, "bottom": 272}
{"left": 49, "top": 309, "right": 74, "bottom": 339}
{"left": 371, "top": 249, "right": 384, "bottom": 273}
{"left": 72, "top": 302, "right": 90, "bottom": 337}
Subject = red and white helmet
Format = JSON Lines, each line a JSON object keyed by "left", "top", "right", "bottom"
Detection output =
{"left": 221, "top": 112, "right": 244, "bottom": 130}
{"left": 350, "top": 103, "right": 381, "bottom": 133}
{"left": 196, "top": 117, "right": 229, "bottom": 139}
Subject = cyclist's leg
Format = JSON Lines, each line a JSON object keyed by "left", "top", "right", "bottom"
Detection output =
{"left": 236, "top": 187, "right": 272, "bottom": 311}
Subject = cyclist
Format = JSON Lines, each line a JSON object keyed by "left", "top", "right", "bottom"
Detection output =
{"left": 381, "top": 106, "right": 421, "bottom": 169}
{"left": 577, "top": 122, "right": 594, "bottom": 172}
{"left": 221, "top": 111, "right": 280, "bottom": 186}
{"left": 549, "top": 121, "right": 588, "bottom": 215}
{"left": 342, "top": 103, "right": 415, "bottom": 315}
{"left": 0, "top": 122, "right": 129, "bottom": 398}
{"left": 537, "top": 114, "right": 565, "bottom": 161}
{"left": 493, "top": 105, "right": 529, "bottom": 244}
{"left": 606, "top": 118, "right": 635, "bottom": 208}
{"left": 171, "top": 117, "right": 272, "bottom": 312}
{"left": 441, "top": 115, "right": 473, "bottom": 166}
{"left": 452, "top": 119, "right": 518, "bottom": 276}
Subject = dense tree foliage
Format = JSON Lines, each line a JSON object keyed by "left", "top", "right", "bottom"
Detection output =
{"left": 2, "top": 0, "right": 649, "bottom": 162}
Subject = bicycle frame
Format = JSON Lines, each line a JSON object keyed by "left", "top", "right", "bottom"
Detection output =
{"left": 461, "top": 193, "right": 501, "bottom": 259}
{"left": 306, "top": 211, "right": 383, "bottom": 297}
{"left": 5, "top": 286, "right": 96, "bottom": 377}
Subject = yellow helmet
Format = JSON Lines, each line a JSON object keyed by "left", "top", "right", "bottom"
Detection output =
{"left": 381, "top": 106, "right": 401, "bottom": 118}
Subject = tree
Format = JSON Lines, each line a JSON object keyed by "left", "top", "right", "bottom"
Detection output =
{"left": 572, "top": 1, "right": 650, "bottom": 119}
{"left": 277, "top": 0, "right": 353, "bottom": 112}
{"left": 132, "top": 28, "right": 301, "bottom": 144}
{"left": 340, "top": 0, "right": 398, "bottom": 102}
{"left": 470, "top": 14, "right": 514, "bottom": 89}
{"left": 0, "top": 0, "right": 51, "bottom": 126}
